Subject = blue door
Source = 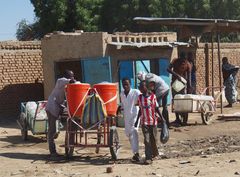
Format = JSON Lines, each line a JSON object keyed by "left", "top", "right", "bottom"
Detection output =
{"left": 119, "top": 60, "right": 151, "bottom": 90}
{"left": 81, "top": 56, "right": 112, "bottom": 85}
{"left": 136, "top": 60, "right": 150, "bottom": 87}
{"left": 119, "top": 61, "right": 134, "bottom": 91}
{"left": 159, "top": 58, "right": 171, "bottom": 105}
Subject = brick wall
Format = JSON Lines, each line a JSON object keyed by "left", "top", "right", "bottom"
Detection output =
{"left": 196, "top": 43, "right": 240, "bottom": 92}
{"left": 0, "top": 41, "right": 44, "bottom": 117}
{"left": 180, "top": 43, "right": 240, "bottom": 93}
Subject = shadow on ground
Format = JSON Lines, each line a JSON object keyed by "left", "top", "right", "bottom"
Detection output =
{"left": 217, "top": 116, "right": 240, "bottom": 122}
{"left": 0, "top": 135, "right": 46, "bottom": 148}
{"left": 0, "top": 151, "right": 114, "bottom": 165}
{"left": 0, "top": 152, "right": 48, "bottom": 163}
{"left": 64, "top": 154, "right": 141, "bottom": 166}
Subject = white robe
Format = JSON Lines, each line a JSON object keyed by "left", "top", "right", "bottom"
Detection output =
{"left": 120, "top": 89, "right": 141, "bottom": 153}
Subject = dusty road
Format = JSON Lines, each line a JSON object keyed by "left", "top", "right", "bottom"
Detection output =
{"left": 1, "top": 105, "right": 240, "bottom": 177}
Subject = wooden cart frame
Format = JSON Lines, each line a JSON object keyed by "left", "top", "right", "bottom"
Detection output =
{"left": 62, "top": 91, "right": 120, "bottom": 160}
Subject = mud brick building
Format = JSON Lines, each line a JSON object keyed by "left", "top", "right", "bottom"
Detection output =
{"left": 41, "top": 32, "right": 180, "bottom": 104}
{"left": 0, "top": 41, "right": 43, "bottom": 116}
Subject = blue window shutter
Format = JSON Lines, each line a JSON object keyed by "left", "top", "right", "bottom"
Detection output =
{"left": 81, "top": 56, "right": 112, "bottom": 85}
{"left": 159, "top": 58, "right": 171, "bottom": 105}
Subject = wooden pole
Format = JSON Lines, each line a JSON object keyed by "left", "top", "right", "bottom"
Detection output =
{"left": 217, "top": 32, "right": 223, "bottom": 114}
{"left": 205, "top": 43, "right": 210, "bottom": 95}
{"left": 211, "top": 33, "right": 214, "bottom": 97}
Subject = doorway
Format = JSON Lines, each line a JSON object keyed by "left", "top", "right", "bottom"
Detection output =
{"left": 54, "top": 60, "right": 82, "bottom": 82}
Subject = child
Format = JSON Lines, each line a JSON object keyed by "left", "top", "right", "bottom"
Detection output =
{"left": 136, "top": 80, "right": 163, "bottom": 165}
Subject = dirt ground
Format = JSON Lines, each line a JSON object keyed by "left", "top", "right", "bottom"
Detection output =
{"left": 1, "top": 103, "right": 240, "bottom": 177}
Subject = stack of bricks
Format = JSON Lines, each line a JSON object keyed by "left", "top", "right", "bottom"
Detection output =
{"left": 0, "top": 41, "right": 44, "bottom": 117}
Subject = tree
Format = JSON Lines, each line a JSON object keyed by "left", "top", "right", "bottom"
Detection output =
{"left": 16, "top": 19, "right": 40, "bottom": 41}
{"left": 30, "top": 0, "right": 68, "bottom": 36}
{"left": 28, "top": 0, "right": 103, "bottom": 38}
{"left": 75, "top": 0, "right": 103, "bottom": 32}
{"left": 100, "top": 0, "right": 162, "bottom": 32}
{"left": 16, "top": 0, "right": 240, "bottom": 40}
{"left": 100, "top": 0, "right": 137, "bottom": 32}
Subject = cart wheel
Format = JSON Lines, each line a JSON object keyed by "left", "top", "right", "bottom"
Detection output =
{"left": 201, "top": 112, "right": 213, "bottom": 125}
{"left": 179, "top": 113, "right": 188, "bottom": 126}
{"left": 201, "top": 102, "right": 213, "bottom": 125}
{"left": 65, "top": 120, "right": 75, "bottom": 158}
{"left": 20, "top": 113, "right": 28, "bottom": 141}
{"left": 109, "top": 127, "right": 120, "bottom": 160}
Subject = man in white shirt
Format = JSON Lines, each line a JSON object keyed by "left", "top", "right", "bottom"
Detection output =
{"left": 117, "top": 78, "right": 141, "bottom": 162}
{"left": 45, "top": 70, "right": 75, "bottom": 158}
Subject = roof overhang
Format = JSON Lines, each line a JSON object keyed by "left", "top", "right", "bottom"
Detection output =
{"left": 134, "top": 17, "right": 240, "bottom": 38}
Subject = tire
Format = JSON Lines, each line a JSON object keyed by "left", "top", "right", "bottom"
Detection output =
{"left": 201, "top": 102, "right": 213, "bottom": 125}
{"left": 20, "top": 113, "right": 28, "bottom": 141}
{"left": 179, "top": 113, "right": 188, "bottom": 126}
{"left": 109, "top": 127, "right": 120, "bottom": 160}
{"left": 65, "top": 120, "right": 75, "bottom": 158}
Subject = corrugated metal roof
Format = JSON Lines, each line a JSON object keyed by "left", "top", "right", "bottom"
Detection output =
{"left": 133, "top": 17, "right": 240, "bottom": 38}
{"left": 134, "top": 17, "right": 240, "bottom": 26}
{"left": 107, "top": 41, "right": 189, "bottom": 48}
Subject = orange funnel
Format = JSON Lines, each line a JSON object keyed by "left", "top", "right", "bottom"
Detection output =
{"left": 66, "top": 83, "right": 90, "bottom": 118}
{"left": 93, "top": 83, "right": 118, "bottom": 116}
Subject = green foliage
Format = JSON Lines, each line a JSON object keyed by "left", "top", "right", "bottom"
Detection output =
{"left": 16, "top": 19, "right": 41, "bottom": 40}
{"left": 15, "top": 0, "right": 240, "bottom": 40}
{"left": 75, "top": 0, "right": 103, "bottom": 31}
{"left": 100, "top": 0, "right": 142, "bottom": 32}
{"left": 16, "top": 19, "right": 32, "bottom": 40}
{"left": 30, "top": 0, "right": 68, "bottom": 35}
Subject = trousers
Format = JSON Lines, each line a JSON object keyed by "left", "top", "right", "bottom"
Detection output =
{"left": 142, "top": 125, "right": 159, "bottom": 160}
{"left": 46, "top": 111, "right": 58, "bottom": 154}
{"left": 124, "top": 115, "right": 139, "bottom": 154}
{"left": 157, "top": 90, "right": 170, "bottom": 127}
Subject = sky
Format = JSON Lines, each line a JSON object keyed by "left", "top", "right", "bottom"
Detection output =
{"left": 0, "top": 0, "right": 35, "bottom": 41}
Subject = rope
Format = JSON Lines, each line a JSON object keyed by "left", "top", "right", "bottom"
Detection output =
{"left": 65, "top": 87, "right": 91, "bottom": 118}
{"left": 93, "top": 88, "right": 117, "bottom": 105}
{"left": 103, "top": 94, "right": 118, "bottom": 105}
{"left": 72, "top": 88, "right": 90, "bottom": 118}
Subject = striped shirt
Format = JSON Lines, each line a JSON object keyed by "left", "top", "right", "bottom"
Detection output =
{"left": 138, "top": 93, "right": 159, "bottom": 126}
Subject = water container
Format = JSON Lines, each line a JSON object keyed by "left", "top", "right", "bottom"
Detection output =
{"left": 65, "top": 83, "right": 90, "bottom": 118}
{"left": 93, "top": 83, "right": 118, "bottom": 116}
{"left": 172, "top": 77, "right": 187, "bottom": 92}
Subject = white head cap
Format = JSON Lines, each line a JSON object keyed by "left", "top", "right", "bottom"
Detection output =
{"left": 137, "top": 71, "right": 146, "bottom": 81}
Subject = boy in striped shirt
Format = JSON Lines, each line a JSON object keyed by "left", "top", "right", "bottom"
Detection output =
{"left": 136, "top": 80, "right": 163, "bottom": 165}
